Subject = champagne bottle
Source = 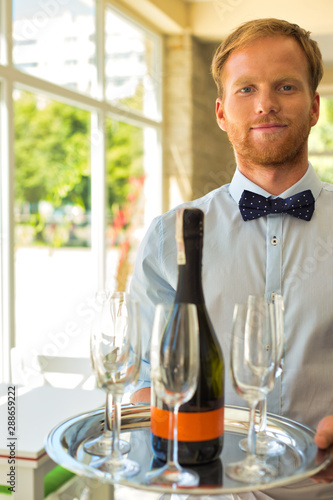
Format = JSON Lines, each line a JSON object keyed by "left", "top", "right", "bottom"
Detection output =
{"left": 151, "top": 207, "right": 224, "bottom": 464}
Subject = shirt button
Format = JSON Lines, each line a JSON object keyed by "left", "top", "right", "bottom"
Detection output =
{"left": 271, "top": 236, "right": 279, "bottom": 245}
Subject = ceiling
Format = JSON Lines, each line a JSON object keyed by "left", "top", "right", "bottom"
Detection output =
{"left": 118, "top": 0, "right": 333, "bottom": 65}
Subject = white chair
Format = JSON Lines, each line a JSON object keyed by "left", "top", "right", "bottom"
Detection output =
{"left": 11, "top": 348, "right": 95, "bottom": 389}
{"left": 36, "top": 355, "right": 94, "bottom": 389}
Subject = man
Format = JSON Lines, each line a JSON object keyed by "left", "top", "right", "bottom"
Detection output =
{"left": 130, "top": 18, "right": 333, "bottom": 498}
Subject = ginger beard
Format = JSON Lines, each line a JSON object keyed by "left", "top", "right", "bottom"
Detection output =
{"left": 224, "top": 109, "right": 313, "bottom": 168}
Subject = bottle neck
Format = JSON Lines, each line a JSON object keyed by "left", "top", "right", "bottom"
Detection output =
{"left": 174, "top": 237, "right": 205, "bottom": 304}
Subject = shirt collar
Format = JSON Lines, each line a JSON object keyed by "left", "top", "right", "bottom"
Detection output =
{"left": 229, "top": 163, "right": 323, "bottom": 204}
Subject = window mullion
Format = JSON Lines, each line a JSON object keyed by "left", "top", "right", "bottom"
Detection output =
{"left": 0, "top": 0, "right": 14, "bottom": 383}
{"left": 1, "top": 0, "right": 15, "bottom": 382}
{"left": 0, "top": 78, "right": 15, "bottom": 383}
{"left": 96, "top": 0, "right": 106, "bottom": 100}
{"left": 90, "top": 0, "right": 107, "bottom": 291}
{"left": 91, "top": 111, "right": 107, "bottom": 292}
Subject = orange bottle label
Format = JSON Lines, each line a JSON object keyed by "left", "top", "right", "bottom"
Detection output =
{"left": 151, "top": 406, "right": 224, "bottom": 442}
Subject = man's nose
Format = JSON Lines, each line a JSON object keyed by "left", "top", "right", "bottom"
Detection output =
{"left": 256, "top": 90, "right": 280, "bottom": 115}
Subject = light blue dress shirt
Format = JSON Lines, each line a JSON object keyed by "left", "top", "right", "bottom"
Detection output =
{"left": 131, "top": 163, "right": 333, "bottom": 497}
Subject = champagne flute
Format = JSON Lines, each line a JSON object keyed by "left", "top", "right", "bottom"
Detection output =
{"left": 239, "top": 294, "right": 286, "bottom": 457}
{"left": 91, "top": 291, "right": 141, "bottom": 478}
{"left": 84, "top": 291, "right": 130, "bottom": 456}
{"left": 146, "top": 303, "right": 200, "bottom": 487}
{"left": 255, "top": 294, "right": 286, "bottom": 456}
{"left": 226, "top": 297, "right": 277, "bottom": 483}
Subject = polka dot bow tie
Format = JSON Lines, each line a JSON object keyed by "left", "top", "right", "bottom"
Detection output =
{"left": 239, "top": 189, "right": 315, "bottom": 222}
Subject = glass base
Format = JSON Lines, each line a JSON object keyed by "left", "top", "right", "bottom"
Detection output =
{"left": 92, "top": 456, "right": 140, "bottom": 478}
{"left": 83, "top": 433, "right": 130, "bottom": 456}
{"left": 226, "top": 456, "right": 277, "bottom": 484}
{"left": 239, "top": 434, "right": 286, "bottom": 457}
{"left": 145, "top": 464, "right": 199, "bottom": 487}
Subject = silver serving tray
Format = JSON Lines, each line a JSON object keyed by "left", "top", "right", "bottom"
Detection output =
{"left": 45, "top": 405, "right": 332, "bottom": 495}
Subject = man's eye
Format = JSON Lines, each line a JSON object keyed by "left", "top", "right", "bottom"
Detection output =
{"left": 240, "top": 87, "right": 253, "bottom": 93}
{"left": 281, "top": 85, "right": 293, "bottom": 91}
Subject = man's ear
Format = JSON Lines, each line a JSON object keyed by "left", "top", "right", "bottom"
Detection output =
{"left": 310, "top": 92, "right": 320, "bottom": 128}
{"left": 216, "top": 98, "right": 227, "bottom": 131}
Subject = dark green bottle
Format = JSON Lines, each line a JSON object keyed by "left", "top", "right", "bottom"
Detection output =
{"left": 151, "top": 207, "right": 225, "bottom": 464}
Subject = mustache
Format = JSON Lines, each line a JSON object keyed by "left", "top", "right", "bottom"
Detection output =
{"left": 251, "top": 118, "right": 289, "bottom": 127}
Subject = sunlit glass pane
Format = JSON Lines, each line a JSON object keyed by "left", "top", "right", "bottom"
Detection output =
{"left": 105, "top": 8, "right": 160, "bottom": 119}
{"left": 14, "top": 89, "right": 93, "bottom": 374}
{"left": 309, "top": 97, "right": 333, "bottom": 182}
{"left": 309, "top": 155, "right": 333, "bottom": 183}
{"left": 12, "top": 0, "right": 97, "bottom": 96}
{"left": 105, "top": 119, "right": 146, "bottom": 290}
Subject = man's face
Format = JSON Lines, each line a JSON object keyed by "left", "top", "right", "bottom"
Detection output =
{"left": 216, "top": 36, "right": 320, "bottom": 168}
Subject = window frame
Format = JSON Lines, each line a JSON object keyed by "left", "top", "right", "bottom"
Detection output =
{"left": 0, "top": 0, "right": 163, "bottom": 382}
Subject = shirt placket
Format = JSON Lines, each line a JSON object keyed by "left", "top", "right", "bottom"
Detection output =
{"left": 265, "top": 213, "right": 283, "bottom": 414}
{"left": 265, "top": 214, "right": 282, "bottom": 300}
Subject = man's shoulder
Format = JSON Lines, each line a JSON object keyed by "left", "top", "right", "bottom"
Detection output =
{"left": 143, "top": 183, "right": 234, "bottom": 247}
{"left": 160, "top": 184, "right": 231, "bottom": 223}
{"left": 321, "top": 181, "right": 333, "bottom": 193}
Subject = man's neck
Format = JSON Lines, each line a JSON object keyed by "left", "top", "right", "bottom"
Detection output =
{"left": 236, "top": 156, "right": 309, "bottom": 196}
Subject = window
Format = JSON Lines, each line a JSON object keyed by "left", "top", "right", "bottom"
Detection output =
{"left": 12, "top": 0, "right": 97, "bottom": 97}
{"left": 105, "top": 7, "right": 161, "bottom": 119}
{"left": 0, "top": 1, "right": 162, "bottom": 382}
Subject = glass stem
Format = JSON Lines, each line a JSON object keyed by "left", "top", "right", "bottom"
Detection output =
{"left": 247, "top": 402, "right": 257, "bottom": 458}
{"left": 111, "top": 393, "right": 122, "bottom": 461}
{"left": 259, "top": 396, "right": 267, "bottom": 434}
{"left": 105, "top": 392, "right": 112, "bottom": 434}
{"left": 167, "top": 405, "right": 180, "bottom": 470}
